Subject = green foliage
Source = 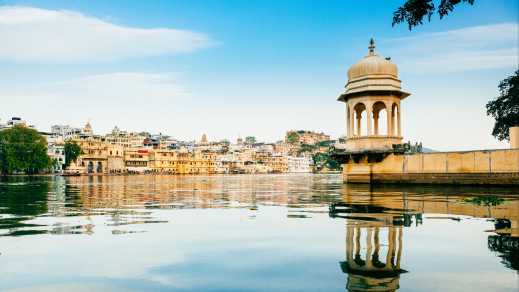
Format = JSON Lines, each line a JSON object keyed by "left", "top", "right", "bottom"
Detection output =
{"left": 486, "top": 70, "right": 519, "bottom": 141}
{"left": 245, "top": 136, "right": 257, "bottom": 144}
{"left": 286, "top": 132, "right": 300, "bottom": 144}
{"left": 312, "top": 152, "right": 341, "bottom": 171}
{"left": 0, "top": 126, "right": 51, "bottom": 175}
{"left": 317, "top": 140, "right": 334, "bottom": 147}
{"left": 298, "top": 143, "right": 317, "bottom": 155}
{"left": 64, "top": 141, "right": 82, "bottom": 167}
{"left": 393, "top": 0, "right": 475, "bottom": 30}
{"left": 463, "top": 195, "right": 504, "bottom": 206}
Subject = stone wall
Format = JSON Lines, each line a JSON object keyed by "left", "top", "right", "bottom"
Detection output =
{"left": 343, "top": 149, "right": 519, "bottom": 185}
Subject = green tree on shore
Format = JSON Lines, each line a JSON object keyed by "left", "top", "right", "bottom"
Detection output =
{"left": 0, "top": 126, "right": 51, "bottom": 175}
{"left": 64, "top": 141, "right": 82, "bottom": 168}
{"left": 486, "top": 70, "right": 519, "bottom": 141}
{"left": 286, "top": 132, "right": 299, "bottom": 144}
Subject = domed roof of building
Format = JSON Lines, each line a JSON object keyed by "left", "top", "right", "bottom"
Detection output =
{"left": 347, "top": 54, "right": 398, "bottom": 81}
{"left": 338, "top": 39, "right": 409, "bottom": 102}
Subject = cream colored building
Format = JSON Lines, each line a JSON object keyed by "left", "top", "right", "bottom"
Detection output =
{"left": 71, "top": 136, "right": 124, "bottom": 174}
{"left": 338, "top": 38, "right": 409, "bottom": 152}
{"left": 124, "top": 148, "right": 151, "bottom": 173}
{"left": 337, "top": 39, "right": 519, "bottom": 185}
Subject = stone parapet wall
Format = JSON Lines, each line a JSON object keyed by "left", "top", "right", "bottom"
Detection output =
{"left": 343, "top": 149, "right": 519, "bottom": 185}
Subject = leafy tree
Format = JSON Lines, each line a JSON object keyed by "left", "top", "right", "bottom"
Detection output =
{"left": 245, "top": 136, "right": 257, "bottom": 144}
{"left": 392, "top": 0, "right": 475, "bottom": 30}
{"left": 486, "top": 70, "right": 519, "bottom": 141}
{"left": 0, "top": 125, "right": 51, "bottom": 174}
{"left": 286, "top": 132, "right": 300, "bottom": 144}
{"left": 64, "top": 141, "right": 82, "bottom": 167}
{"left": 312, "top": 152, "right": 341, "bottom": 171}
{"left": 298, "top": 143, "right": 317, "bottom": 155}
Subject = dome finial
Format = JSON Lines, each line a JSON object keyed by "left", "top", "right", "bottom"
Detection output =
{"left": 368, "top": 38, "right": 375, "bottom": 55}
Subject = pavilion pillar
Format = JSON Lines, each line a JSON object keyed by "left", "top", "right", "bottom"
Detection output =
{"left": 346, "top": 106, "right": 350, "bottom": 137}
{"left": 356, "top": 112, "right": 361, "bottom": 137}
{"left": 373, "top": 112, "right": 379, "bottom": 135}
{"left": 366, "top": 228, "right": 374, "bottom": 269}
{"left": 386, "top": 102, "right": 393, "bottom": 137}
{"left": 397, "top": 106, "right": 402, "bottom": 137}
{"left": 367, "top": 109, "right": 373, "bottom": 136}
{"left": 396, "top": 226, "right": 403, "bottom": 269}
{"left": 386, "top": 227, "right": 395, "bottom": 267}
{"left": 346, "top": 226, "right": 354, "bottom": 263}
{"left": 349, "top": 107, "right": 355, "bottom": 137}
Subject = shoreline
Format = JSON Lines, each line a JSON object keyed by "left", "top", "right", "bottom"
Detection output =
{"left": 1, "top": 171, "right": 341, "bottom": 178}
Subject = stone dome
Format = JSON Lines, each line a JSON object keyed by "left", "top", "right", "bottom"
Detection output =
{"left": 347, "top": 54, "right": 398, "bottom": 81}
{"left": 338, "top": 39, "right": 409, "bottom": 102}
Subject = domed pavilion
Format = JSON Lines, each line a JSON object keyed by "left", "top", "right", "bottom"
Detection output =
{"left": 338, "top": 39, "right": 410, "bottom": 152}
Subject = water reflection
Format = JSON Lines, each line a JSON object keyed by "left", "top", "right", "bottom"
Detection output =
{"left": 341, "top": 226, "right": 406, "bottom": 292}
{"left": 331, "top": 184, "right": 519, "bottom": 291}
{"left": 0, "top": 175, "right": 518, "bottom": 291}
{"left": 0, "top": 176, "right": 49, "bottom": 236}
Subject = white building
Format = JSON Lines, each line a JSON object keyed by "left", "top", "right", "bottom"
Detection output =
{"left": 45, "top": 135, "right": 66, "bottom": 173}
{"left": 0, "top": 117, "right": 34, "bottom": 130}
{"left": 287, "top": 156, "right": 313, "bottom": 173}
{"left": 51, "top": 125, "right": 82, "bottom": 141}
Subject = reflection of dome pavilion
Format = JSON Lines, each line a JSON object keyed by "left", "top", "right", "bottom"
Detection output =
{"left": 341, "top": 225, "right": 407, "bottom": 292}
{"left": 338, "top": 39, "right": 410, "bottom": 152}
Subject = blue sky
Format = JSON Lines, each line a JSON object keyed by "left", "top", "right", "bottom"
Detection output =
{"left": 0, "top": 0, "right": 517, "bottom": 150}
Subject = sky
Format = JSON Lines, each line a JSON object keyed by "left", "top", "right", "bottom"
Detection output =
{"left": 0, "top": 0, "right": 517, "bottom": 150}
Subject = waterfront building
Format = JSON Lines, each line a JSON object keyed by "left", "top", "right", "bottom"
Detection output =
{"left": 338, "top": 38, "right": 409, "bottom": 152}
{"left": 149, "top": 149, "right": 179, "bottom": 173}
{"left": 264, "top": 154, "right": 288, "bottom": 173}
{"left": 287, "top": 156, "right": 313, "bottom": 173}
{"left": 337, "top": 40, "right": 519, "bottom": 185}
{"left": 71, "top": 136, "right": 125, "bottom": 174}
{"left": 124, "top": 148, "right": 151, "bottom": 173}
{"left": 47, "top": 141, "right": 66, "bottom": 173}
{"left": 71, "top": 136, "right": 108, "bottom": 173}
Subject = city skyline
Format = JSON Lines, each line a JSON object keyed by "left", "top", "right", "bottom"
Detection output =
{"left": 1, "top": 0, "right": 518, "bottom": 150}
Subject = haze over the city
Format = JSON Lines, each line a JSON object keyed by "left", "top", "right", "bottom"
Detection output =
{"left": 1, "top": 0, "right": 517, "bottom": 150}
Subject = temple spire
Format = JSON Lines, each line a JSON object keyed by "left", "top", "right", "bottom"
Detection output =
{"left": 368, "top": 38, "right": 375, "bottom": 56}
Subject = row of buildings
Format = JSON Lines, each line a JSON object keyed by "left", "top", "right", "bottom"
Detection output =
{"left": 1, "top": 117, "right": 336, "bottom": 175}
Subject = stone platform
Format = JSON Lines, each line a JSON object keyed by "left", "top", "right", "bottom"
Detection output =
{"left": 341, "top": 149, "right": 519, "bottom": 186}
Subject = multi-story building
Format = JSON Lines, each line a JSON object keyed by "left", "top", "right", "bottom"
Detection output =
{"left": 124, "top": 148, "right": 151, "bottom": 173}
{"left": 0, "top": 117, "right": 35, "bottom": 131}
{"left": 265, "top": 154, "right": 288, "bottom": 173}
{"left": 149, "top": 149, "right": 179, "bottom": 173}
{"left": 47, "top": 142, "right": 66, "bottom": 173}
{"left": 105, "top": 126, "right": 146, "bottom": 148}
{"left": 287, "top": 156, "right": 313, "bottom": 173}
{"left": 70, "top": 136, "right": 125, "bottom": 174}
{"left": 51, "top": 125, "right": 82, "bottom": 141}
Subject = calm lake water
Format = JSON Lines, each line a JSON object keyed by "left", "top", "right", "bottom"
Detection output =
{"left": 0, "top": 174, "right": 518, "bottom": 291}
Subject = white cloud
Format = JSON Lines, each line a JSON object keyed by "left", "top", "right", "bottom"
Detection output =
{"left": 1, "top": 72, "right": 189, "bottom": 133}
{"left": 0, "top": 6, "right": 214, "bottom": 62}
{"left": 383, "top": 23, "right": 518, "bottom": 73}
